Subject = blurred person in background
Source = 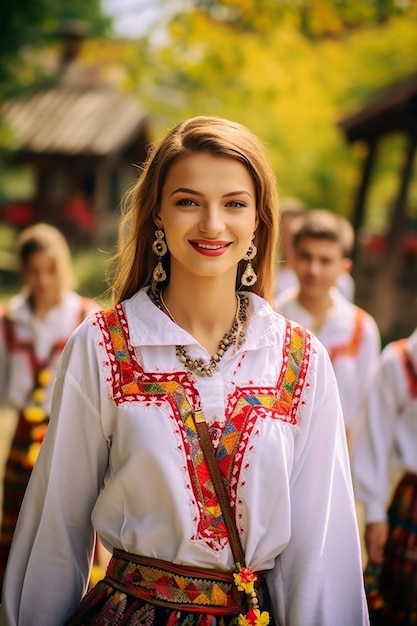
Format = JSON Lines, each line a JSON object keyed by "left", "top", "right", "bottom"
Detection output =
{"left": 352, "top": 328, "right": 417, "bottom": 625}
{"left": 274, "top": 197, "right": 308, "bottom": 297}
{"left": 0, "top": 223, "right": 99, "bottom": 596}
{"left": 275, "top": 198, "right": 355, "bottom": 302}
{"left": 276, "top": 209, "right": 380, "bottom": 443}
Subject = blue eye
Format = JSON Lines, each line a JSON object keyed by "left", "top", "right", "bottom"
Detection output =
{"left": 177, "top": 199, "right": 198, "bottom": 206}
{"left": 227, "top": 201, "right": 246, "bottom": 208}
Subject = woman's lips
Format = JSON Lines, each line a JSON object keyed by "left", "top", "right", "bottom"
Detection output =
{"left": 189, "top": 240, "right": 232, "bottom": 257}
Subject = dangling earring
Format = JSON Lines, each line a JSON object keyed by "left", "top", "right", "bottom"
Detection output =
{"left": 241, "top": 234, "right": 257, "bottom": 287}
{"left": 152, "top": 229, "right": 167, "bottom": 291}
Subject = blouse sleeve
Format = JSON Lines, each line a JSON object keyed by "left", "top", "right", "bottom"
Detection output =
{"left": 351, "top": 345, "right": 402, "bottom": 524}
{"left": 267, "top": 340, "right": 369, "bottom": 626}
{"left": 350, "top": 314, "right": 381, "bottom": 439}
{"left": 0, "top": 319, "right": 111, "bottom": 626}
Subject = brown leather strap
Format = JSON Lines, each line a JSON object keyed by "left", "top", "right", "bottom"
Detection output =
{"left": 194, "top": 408, "right": 246, "bottom": 568}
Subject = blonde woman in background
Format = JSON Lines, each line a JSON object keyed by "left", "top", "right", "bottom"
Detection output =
{"left": 0, "top": 223, "right": 99, "bottom": 595}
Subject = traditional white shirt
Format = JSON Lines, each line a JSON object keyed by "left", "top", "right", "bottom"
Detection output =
{"left": 0, "top": 290, "right": 97, "bottom": 413}
{"left": 276, "top": 287, "right": 381, "bottom": 434}
{"left": 352, "top": 329, "right": 417, "bottom": 524}
{"left": 1, "top": 289, "right": 369, "bottom": 626}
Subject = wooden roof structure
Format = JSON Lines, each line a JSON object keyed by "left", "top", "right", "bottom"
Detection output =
{"left": 338, "top": 71, "right": 417, "bottom": 142}
{"left": 337, "top": 71, "right": 417, "bottom": 335}
{"left": 1, "top": 39, "right": 152, "bottom": 245}
{"left": 3, "top": 69, "right": 149, "bottom": 158}
{"left": 337, "top": 71, "right": 417, "bottom": 253}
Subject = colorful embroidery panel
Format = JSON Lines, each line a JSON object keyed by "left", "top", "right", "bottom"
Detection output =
{"left": 105, "top": 551, "right": 253, "bottom": 614}
{"left": 96, "top": 305, "right": 310, "bottom": 549}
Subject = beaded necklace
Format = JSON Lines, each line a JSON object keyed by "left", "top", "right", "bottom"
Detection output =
{"left": 150, "top": 290, "right": 248, "bottom": 377}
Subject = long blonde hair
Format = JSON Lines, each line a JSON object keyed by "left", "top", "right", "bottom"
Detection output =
{"left": 16, "top": 222, "right": 75, "bottom": 291}
{"left": 109, "top": 116, "right": 280, "bottom": 304}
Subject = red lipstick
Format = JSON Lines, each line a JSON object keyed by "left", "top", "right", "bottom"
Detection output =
{"left": 189, "top": 240, "right": 232, "bottom": 257}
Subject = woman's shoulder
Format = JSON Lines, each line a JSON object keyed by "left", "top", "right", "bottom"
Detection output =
{"left": 55, "top": 309, "right": 107, "bottom": 380}
{"left": 248, "top": 293, "right": 322, "bottom": 356}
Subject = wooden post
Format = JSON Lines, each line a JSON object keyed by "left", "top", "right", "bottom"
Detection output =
{"left": 369, "top": 134, "right": 417, "bottom": 337}
{"left": 92, "top": 160, "right": 110, "bottom": 247}
{"left": 351, "top": 138, "right": 377, "bottom": 265}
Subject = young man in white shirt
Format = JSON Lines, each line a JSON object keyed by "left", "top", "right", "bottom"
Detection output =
{"left": 276, "top": 209, "right": 381, "bottom": 442}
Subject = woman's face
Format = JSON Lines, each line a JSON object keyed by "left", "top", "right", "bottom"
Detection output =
{"left": 23, "top": 250, "right": 62, "bottom": 305}
{"left": 156, "top": 152, "right": 258, "bottom": 285}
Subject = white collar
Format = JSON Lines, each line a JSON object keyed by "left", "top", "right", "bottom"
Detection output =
{"left": 122, "top": 288, "right": 285, "bottom": 351}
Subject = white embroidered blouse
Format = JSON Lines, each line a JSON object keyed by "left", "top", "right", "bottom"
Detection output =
{"left": 352, "top": 328, "right": 417, "bottom": 524}
{"left": 0, "top": 289, "right": 369, "bottom": 626}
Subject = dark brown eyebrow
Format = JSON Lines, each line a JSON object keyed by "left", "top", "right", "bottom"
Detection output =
{"left": 170, "top": 188, "right": 252, "bottom": 198}
{"left": 222, "top": 190, "right": 253, "bottom": 198}
{"left": 171, "top": 187, "right": 203, "bottom": 197}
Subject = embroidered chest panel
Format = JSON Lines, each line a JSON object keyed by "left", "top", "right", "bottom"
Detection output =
{"left": 96, "top": 305, "right": 310, "bottom": 550}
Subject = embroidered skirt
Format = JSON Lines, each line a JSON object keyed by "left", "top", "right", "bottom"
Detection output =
{"left": 0, "top": 410, "right": 103, "bottom": 597}
{"left": 66, "top": 550, "right": 274, "bottom": 626}
{"left": 0, "top": 409, "right": 48, "bottom": 594}
{"left": 364, "top": 472, "right": 417, "bottom": 625}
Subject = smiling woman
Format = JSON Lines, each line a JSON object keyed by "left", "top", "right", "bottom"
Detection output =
{"left": 154, "top": 152, "right": 258, "bottom": 343}
{"left": 1, "top": 117, "right": 369, "bottom": 626}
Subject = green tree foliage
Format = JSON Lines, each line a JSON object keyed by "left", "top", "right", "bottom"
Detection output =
{"left": 191, "top": 0, "right": 417, "bottom": 36}
{"left": 119, "top": 2, "right": 416, "bottom": 224}
{"left": 0, "top": 0, "right": 111, "bottom": 97}
{"left": 3, "top": 0, "right": 417, "bottom": 230}
{"left": 0, "top": 0, "right": 113, "bottom": 184}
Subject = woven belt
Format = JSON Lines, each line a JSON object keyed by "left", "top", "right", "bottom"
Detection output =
{"left": 105, "top": 550, "right": 265, "bottom": 615}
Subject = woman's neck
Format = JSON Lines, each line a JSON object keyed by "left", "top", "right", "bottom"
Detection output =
{"left": 161, "top": 278, "right": 240, "bottom": 354}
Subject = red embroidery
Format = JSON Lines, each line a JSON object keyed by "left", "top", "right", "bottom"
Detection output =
{"left": 329, "top": 307, "right": 365, "bottom": 363}
{"left": 96, "top": 306, "right": 310, "bottom": 549}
